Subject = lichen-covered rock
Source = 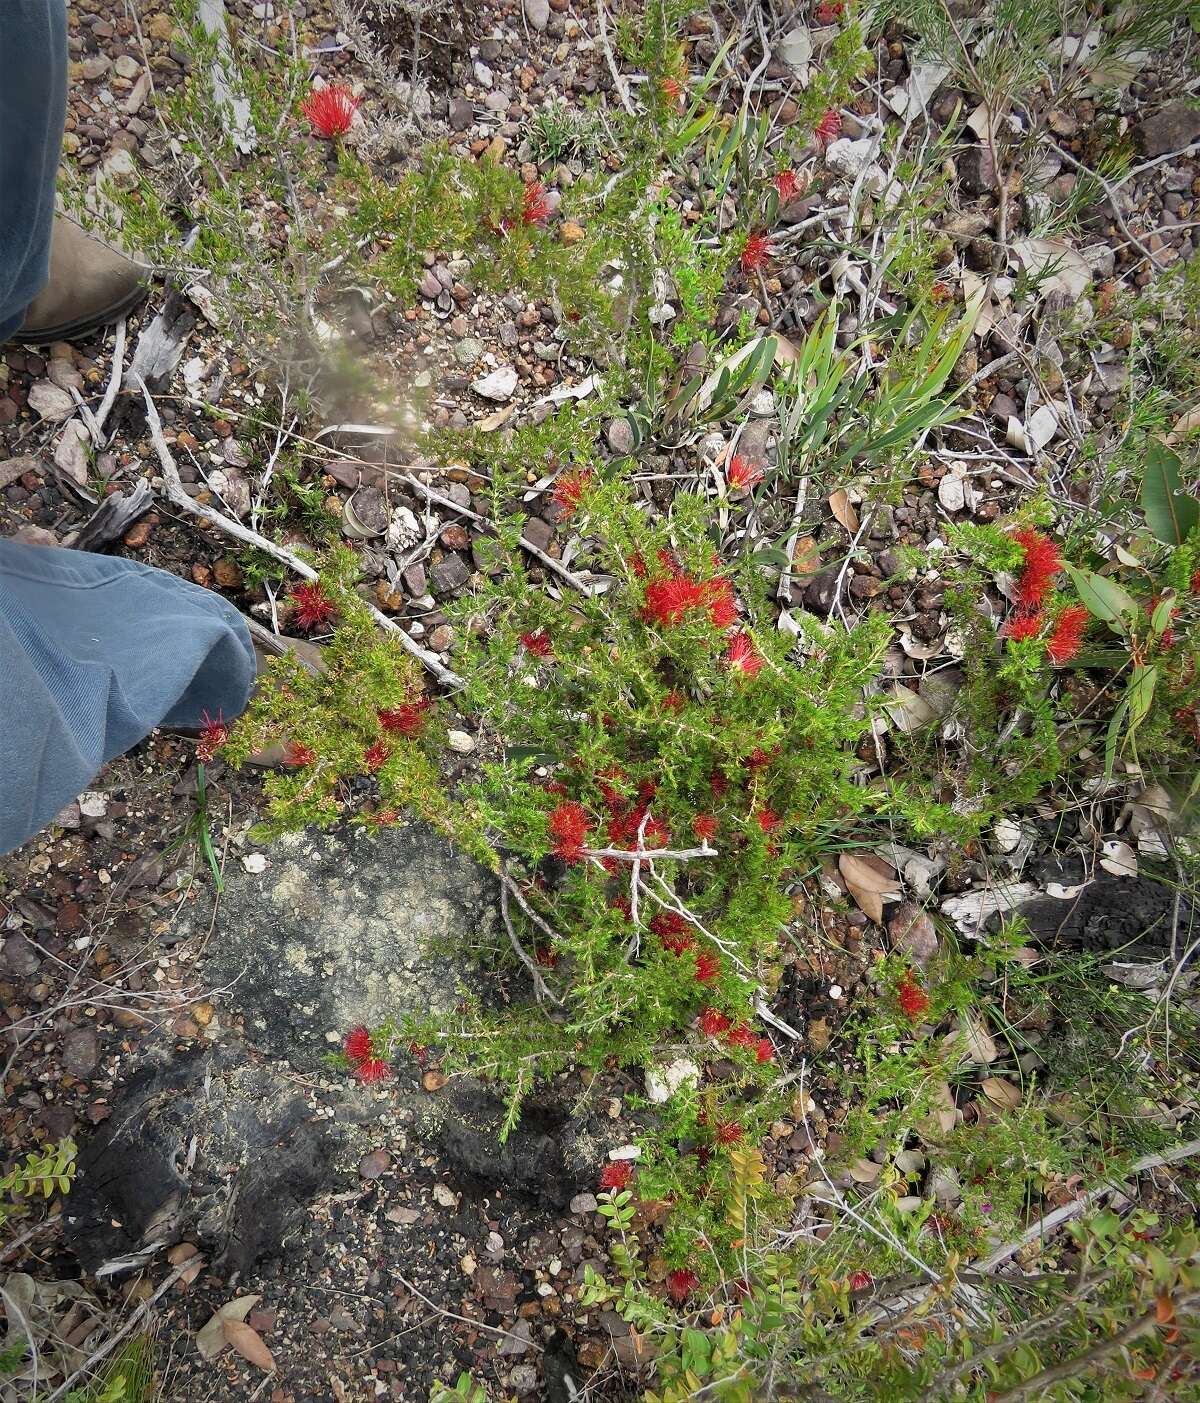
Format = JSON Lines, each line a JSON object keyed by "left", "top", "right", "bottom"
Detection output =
{"left": 199, "top": 822, "right": 500, "bottom": 1067}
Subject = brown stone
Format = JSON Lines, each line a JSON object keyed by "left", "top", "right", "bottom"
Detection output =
{"left": 122, "top": 519, "right": 152, "bottom": 548}
{"left": 213, "top": 558, "right": 243, "bottom": 588}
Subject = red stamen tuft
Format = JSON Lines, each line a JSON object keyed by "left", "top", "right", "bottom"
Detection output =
{"left": 344, "top": 1026, "right": 372, "bottom": 1063}
{"left": 644, "top": 573, "right": 710, "bottom": 625}
{"left": 693, "top": 815, "right": 718, "bottom": 842}
{"left": 847, "top": 1270, "right": 873, "bottom": 1292}
{"left": 553, "top": 468, "right": 593, "bottom": 516}
{"left": 814, "top": 109, "right": 842, "bottom": 146}
{"left": 754, "top": 807, "right": 782, "bottom": 836}
{"left": 196, "top": 709, "right": 229, "bottom": 763}
{"left": 727, "top": 454, "right": 763, "bottom": 491}
{"left": 727, "top": 1023, "right": 756, "bottom": 1050}
{"left": 699, "top": 1007, "right": 732, "bottom": 1036}
{"left": 522, "top": 181, "right": 552, "bottom": 226}
{"left": 694, "top": 951, "right": 721, "bottom": 984}
{"left": 1046, "top": 604, "right": 1089, "bottom": 663}
{"left": 289, "top": 580, "right": 337, "bottom": 633}
{"left": 600, "top": 1160, "right": 632, "bottom": 1191}
{"left": 364, "top": 739, "right": 390, "bottom": 772}
{"left": 355, "top": 1056, "right": 393, "bottom": 1084}
{"left": 740, "top": 231, "right": 772, "bottom": 273}
{"left": 520, "top": 628, "right": 554, "bottom": 658}
{"left": 663, "top": 689, "right": 686, "bottom": 711}
{"left": 726, "top": 632, "right": 763, "bottom": 677}
{"left": 301, "top": 84, "right": 360, "bottom": 138}
{"left": 815, "top": 1, "right": 845, "bottom": 22}
{"left": 715, "top": 1120, "right": 744, "bottom": 1145}
{"left": 1011, "top": 528, "right": 1062, "bottom": 608}
{"left": 1005, "top": 609, "right": 1044, "bottom": 642}
{"left": 897, "top": 971, "right": 931, "bottom": 1021}
{"left": 705, "top": 576, "right": 738, "bottom": 629}
{"left": 774, "top": 169, "right": 800, "bottom": 202}
{"left": 284, "top": 740, "right": 316, "bottom": 767}
{"left": 755, "top": 1037, "right": 774, "bottom": 1063}
{"left": 660, "top": 77, "right": 685, "bottom": 107}
{"left": 549, "top": 800, "right": 591, "bottom": 862}
{"left": 651, "top": 910, "right": 694, "bottom": 954}
{"left": 378, "top": 700, "right": 429, "bottom": 736}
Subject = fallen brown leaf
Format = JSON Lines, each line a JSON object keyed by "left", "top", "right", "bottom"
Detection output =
{"left": 223, "top": 1319, "right": 276, "bottom": 1372}
{"left": 828, "top": 488, "right": 859, "bottom": 535}
{"left": 979, "top": 1076, "right": 1021, "bottom": 1109}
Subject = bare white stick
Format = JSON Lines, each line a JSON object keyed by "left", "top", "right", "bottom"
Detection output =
{"left": 95, "top": 316, "right": 128, "bottom": 438}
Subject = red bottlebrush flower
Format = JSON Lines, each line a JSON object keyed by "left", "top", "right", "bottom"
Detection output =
{"left": 660, "top": 76, "right": 685, "bottom": 107}
{"left": 344, "top": 1026, "right": 372, "bottom": 1063}
{"left": 727, "top": 454, "right": 764, "bottom": 492}
{"left": 553, "top": 468, "right": 593, "bottom": 516}
{"left": 520, "top": 628, "right": 554, "bottom": 658}
{"left": 196, "top": 709, "right": 229, "bottom": 763}
{"left": 597, "top": 767, "right": 628, "bottom": 812}
{"left": 663, "top": 689, "right": 686, "bottom": 711}
{"left": 651, "top": 910, "right": 694, "bottom": 954}
{"left": 699, "top": 1007, "right": 732, "bottom": 1036}
{"left": 289, "top": 580, "right": 337, "bottom": 632}
{"left": 814, "top": 1, "right": 844, "bottom": 22}
{"left": 727, "top": 1023, "right": 757, "bottom": 1051}
{"left": 847, "top": 1270, "right": 873, "bottom": 1292}
{"left": 549, "top": 800, "right": 591, "bottom": 862}
{"left": 1046, "top": 604, "right": 1089, "bottom": 664}
{"left": 628, "top": 551, "right": 649, "bottom": 579}
{"left": 368, "top": 807, "right": 401, "bottom": 826}
{"left": 378, "top": 700, "right": 428, "bottom": 737}
{"left": 774, "top": 169, "right": 800, "bottom": 203}
{"left": 1005, "top": 609, "right": 1044, "bottom": 642}
{"left": 755, "top": 1037, "right": 774, "bottom": 1064}
{"left": 535, "top": 944, "right": 559, "bottom": 968}
{"left": 705, "top": 576, "right": 738, "bottom": 629}
{"left": 522, "top": 180, "right": 552, "bottom": 226}
{"left": 746, "top": 747, "right": 775, "bottom": 770}
{"left": 600, "top": 1160, "right": 633, "bottom": 1191}
{"left": 644, "top": 573, "right": 710, "bottom": 625}
{"left": 726, "top": 631, "right": 763, "bottom": 677}
{"left": 693, "top": 814, "right": 718, "bottom": 843}
{"left": 1190, "top": 570, "right": 1200, "bottom": 595}
{"left": 740, "top": 231, "right": 772, "bottom": 273}
{"left": 544, "top": 780, "right": 570, "bottom": 797}
{"left": 694, "top": 951, "right": 721, "bottom": 984}
{"left": 364, "top": 739, "right": 390, "bottom": 772}
{"left": 355, "top": 1056, "right": 393, "bottom": 1084}
{"left": 642, "top": 816, "right": 671, "bottom": 849}
{"left": 610, "top": 894, "right": 633, "bottom": 921}
{"left": 666, "top": 1268, "right": 699, "bottom": 1304}
{"left": 710, "top": 770, "right": 730, "bottom": 800}
{"left": 284, "top": 740, "right": 316, "bottom": 767}
{"left": 814, "top": 109, "right": 842, "bottom": 146}
{"left": 301, "top": 84, "right": 360, "bottom": 138}
{"left": 754, "top": 807, "right": 782, "bottom": 836}
{"left": 715, "top": 1120, "right": 744, "bottom": 1146}
{"left": 896, "top": 971, "right": 931, "bottom": 1021}
{"left": 1012, "top": 528, "right": 1062, "bottom": 608}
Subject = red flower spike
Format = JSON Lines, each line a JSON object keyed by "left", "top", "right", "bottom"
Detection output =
{"left": 663, "top": 689, "right": 686, "bottom": 711}
{"left": 344, "top": 1026, "right": 372, "bottom": 1063}
{"left": 815, "top": 1, "right": 844, "bottom": 22}
{"left": 693, "top": 815, "right": 718, "bottom": 843}
{"left": 660, "top": 76, "right": 685, "bottom": 107}
{"left": 726, "top": 632, "right": 763, "bottom": 677}
{"left": 897, "top": 972, "right": 931, "bottom": 1021}
{"left": 549, "top": 800, "right": 591, "bottom": 862}
{"left": 284, "top": 740, "right": 316, "bottom": 767}
{"left": 1011, "top": 528, "right": 1062, "bottom": 608}
{"left": 301, "top": 84, "right": 360, "bottom": 138}
{"left": 694, "top": 951, "right": 721, "bottom": 984}
{"left": 644, "top": 574, "right": 710, "bottom": 625}
{"left": 355, "top": 1056, "right": 393, "bottom": 1084}
{"left": 553, "top": 468, "right": 593, "bottom": 516}
{"left": 1005, "top": 609, "right": 1044, "bottom": 642}
{"left": 196, "top": 709, "right": 229, "bottom": 763}
{"left": 364, "top": 739, "right": 390, "bottom": 772}
{"left": 642, "top": 816, "right": 671, "bottom": 849}
{"left": 847, "top": 1270, "right": 873, "bottom": 1292}
{"left": 814, "top": 109, "right": 842, "bottom": 146}
{"left": 710, "top": 770, "right": 730, "bottom": 799}
{"left": 727, "top": 1024, "right": 756, "bottom": 1051}
{"left": 699, "top": 1007, "right": 732, "bottom": 1036}
{"left": 378, "top": 700, "right": 428, "bottom": 736}
{"left": 1046, "top": 604, "right": 1089, "bottom": 664}
{"left": 1190, "top": 570, "right": 1200, "bottom": 595}
{"left": 755, "top": 1037, "right": 774, "bottom": 1064}
{"left": 651, "top": 911, "right": 694, "bottom": 954}
{"left": 715, "top": 1120, "right": 744, "bottom": 1146}
{"left": 522, "top": 181, "right": 552, "bottom": 227}
{"left": 609, "top": 894, "right": 633, "bottom": 921}
{"left": 600, "top": 1160, "right": 632, "bottom": 1191}
{"left": 727, "top": 454, "right": 764, "bottom": 491}
{"left": 740, "top": 231, "right": 772, "bottom": 273}
{"left": 754, "top": 808, "right": 782, "bottom": 836}
{"left": 289, "top": 580, "right": 337, "bottom": 633}
{"left": 520, "top": 628, "right": 554, "bottom": 658}
{"left": 774, "top": 169, "right": 800, "bottom": 203}
{"left": 666, "top": 1268, "right": 699, "bottom": 1304}
{"left": 704, "top": 577, "right": 738, "bottom": 629}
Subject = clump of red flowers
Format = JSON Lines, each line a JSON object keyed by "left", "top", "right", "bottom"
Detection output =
{"left": 666, "top": 1268, "right": 699, "bottom": 1303}
{"left": 301, "top": 84, "right": 360, "bottom": 138}
{"left": 774, "top": 169, "right": 800, "bottom": 202}
{"left": 694, "top": 951, "right": 721, "bottom": 984}
{"left": 344, "top": 1026, "right": 372, "bottom": 1062}
{"left": 196, "top": 709, "right": 229, "bottom": 763}
{"left": 644, "top": 573, "right": 710, "bottom": 624}
{"left": 896, "top": 971, "right": 931, "bottom": 1022}
{"left": 756, "top": 1037, "right": 774, "bottom": 1063}
{"left": 740, "top": 231, "right": 772, "bottom": 273}
{"left": 1046, "top": 604, "right": 1089, "bottom": 664}
{"left": 699, "top": 1007, "right": 732, "bottom": 1036}
{"left": 815, "top": 0, "right": 845, "bottom": 22}
{"left": 343, "top": 1025, "right": 393, "bottom": 1083}
{"left": 364, "top": 738, "right": 390, "bottom": 772}
{"left": 727, "top": 1023, "right": 757, "bottom": 1051}
{"left": 651, "top": 910, "right": 695, "bottom": 954}
{"left": 1011, "top": 528, "right": 1062, "bottom": 609}
{"left": 520, "top": 628, "right": 554, "bottom": 657}
{"left": 1005, "top": 610, "right": 1043, "bottom": 642}
{"left": 715, "top": 1120, "right": 744, "bottom": 1146}
{"left": 660, "top": 76, "right": 685, "bottom": 107}
{"left": 284, "top": 740, "right": 316, "bottom": 767}
{"left": 599, "top": 1160, "right": 633, "bottom": 1191}
{"left": 814, "top": 109, "right": 842, "bottom": 145}
{"left": 378, "top": 699, "right": 429, "bottom": 737}
{"left": 522, "top": 180, "right": 552, "bottom": 226}
{"left": 727, "top": 454, "right": 764, "bottom": 491}
{"left": 549, "top": 800, "right": 591, "bottom": 862}
{"left": 726, "top": 631, "right": 763, "bottom": 677}
{"left": 552, "top": 468, "right": 593, "bottom": 517}
{"left": 693, "top": 814, "right": 718, "bottom": 843}
{"left": 289, "top": 580, "right": 337, "bottom": 633}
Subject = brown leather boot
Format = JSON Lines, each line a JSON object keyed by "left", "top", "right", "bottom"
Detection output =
{"left": 16, "top": 215, "right": 148, "bottom": 345}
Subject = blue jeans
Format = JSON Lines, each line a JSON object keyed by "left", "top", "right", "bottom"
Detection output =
{"left": 0, "top": 5, "right": 256, "bottom": 853}
{"left": 0, "top": 0, "right": 67, "bottom": 339}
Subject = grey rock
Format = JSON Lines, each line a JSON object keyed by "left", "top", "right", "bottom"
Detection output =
{"left": 509, "top": 1364, "right": 539, "bottom": 1393}
{"left": 63, "top": 1027, "right": 100, "bottom": 1078}
{"left": 570, "top": 1191, "right": 598, "bottom": 1215}
{"left": 500, "top": 1320, "right": 533, "bottom": 1357}
{"left": 448, "top": 96, "right": 474, "bottom": 131}
{"left": 534, "top": 341, "right": 559, "bottom": 362}
{"left": 418, "top": 270, "right": 442, "bottom": 300}
{"left": 605, "top": 418, "right": 635, "bottom": 455}
{"left": 430, "top": 553, "right": 471, "bottom": 594}
{"left": 498, "top": 321, "right": 520, "bottom": 348}
{"left": 402, "top": 562, "right": 427, "bottom": 596}
{"left": 1137, "top": 102, "right": 1200, "bottom": 159}
{"left": 199, "top": 824, "right": 499, "bottom": 1067}
{"left": 524, "top": 0, "right": 551, "bottom": 31}
{"left": 453, "top": 336, "right": 485, "bottom": 367}
{"left": 989, "top": 392, "right": 1019, "bottom": 424}
{"left": 887, "top": 902, "right": 940, "bottom": 970}
{"left": 958, "top": 145, "right": 996, "bottom": 195}
{"left": 521, "top": 515, "right": 554, "bottom": 552}
{"left": 472, "top": 365, "right": 519, "bottom": 401}
{"left": 0, "top": 935, "right": 41, "bottom": 976}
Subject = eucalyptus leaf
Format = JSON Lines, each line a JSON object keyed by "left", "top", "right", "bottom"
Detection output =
{"left": 1063, "top": 563, "right": 1136, "bottom": 629}
{"left": 1141, "top": 439, "right": 1199, "bottom": 546}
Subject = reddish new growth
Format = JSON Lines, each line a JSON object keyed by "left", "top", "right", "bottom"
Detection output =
{"left": 196, "top": 709, "right": 228, "bottom": 763}
{"left": 522, "top": 180, "right": 552, "bottom": 226}
{"left": 694, "top": 951, "right": 721, "bottom": 984}
{"left": 289, "top": 580, "right": 337, "bottom": 633}
{"left": 693, "top": 814, "right": 718, "bottom": 843}
{"left": 284, "top": 740, "right": 316, "bottom": 767}
{"left": 301, "top": 84, "right": 360, "bottom": 138}
{"left": 378, "top": 700, "right": 428, "bottom": 737}
{"left": 600, "top": 1160, "right": 633, "bottom": 1191}
{"left": 774, "top": 169, "right": 800, "bottom": 202}
{"left": 552, "top": 468, "right": 593, "bottom": 516}
{"left": 896, "top": 971, "right": 931, "bottom": 1021}
{"left": 715, "top": 1120, "right": 744, "bottom": 1146}
{"left": 740, "top": 231, "right": 772, "bottom": 273}
{"left": 814, "top": 109, "right": 842, "bottom": 145}
{"left": 651, "top": 911, "right": 695, "bottom": 954}
{"left": 520, "top": 628, "right": 554, "bottom": 658}
{"left": 364, "top": 739, "right": 390, "bottom": 772}
{"left": 344, "top": 1026, "right": 372, "bottom": 1062}
{"left": 726, "top": 631, "right": 764, "bottom": 677}
{"left": 666, "top": 1268, "right": 699, "bottom": 1304}
{"left": 699, "top": 1007, "right": 732, "bottom": 1036}
{"left": 1012, "top": 528, "right": 1062, "bottom": 608}
{"left": 355, "top": 1057, "right": 393, "bottom": 1084}
{"left": 1005, "top": 610, "right": 1044, "bottom": 642}
{"left": 549, "top": 800, "right": 591, "bottom": 862}
{"left": 727, "top": 454, "right": 764, "bottom": 491}
{"left": 1046, "top": 604, "right": 1089, "bottom": 664}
